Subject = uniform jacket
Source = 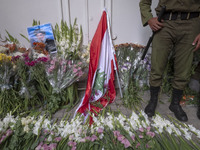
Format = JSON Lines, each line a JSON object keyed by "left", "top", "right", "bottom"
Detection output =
{"left": 139, "top": 0, "right": 200, "bottom": 26}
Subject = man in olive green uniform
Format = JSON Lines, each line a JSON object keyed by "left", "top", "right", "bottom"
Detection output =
{"left": 139, "top": 0, "right": 200, "bottom": 121}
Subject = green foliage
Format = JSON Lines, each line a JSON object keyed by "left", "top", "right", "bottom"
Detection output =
{"left": 5, "top": 30, "right": 19, "bottom": 44}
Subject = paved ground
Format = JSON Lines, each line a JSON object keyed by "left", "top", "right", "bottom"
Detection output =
{"left": 52, "top": 86, "right": 200, "bottom": 130}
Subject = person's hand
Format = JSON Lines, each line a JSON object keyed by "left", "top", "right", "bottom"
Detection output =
{"left": 148, "top": 17, "right": 163, "bottom": 32}
{"left": 193, "top": 33, "right": 200, "bottom": 51}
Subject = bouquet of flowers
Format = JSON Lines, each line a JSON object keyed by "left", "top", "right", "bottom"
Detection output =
{"left": 115, "top": 43, "right": 150, "bottom": 108}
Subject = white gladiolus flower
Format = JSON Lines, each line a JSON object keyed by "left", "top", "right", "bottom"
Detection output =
{"left": 3, "top": 113, "right": 16, "bottom": 129}
{"left": 0, "top": 121, "right": 3, "bottom": 132}
{"left": 184, "top": 132, "right": 192, "bottom": 140}
{"left": 165, "top": 126, "right": 173, "bottom": 134}
{"left": 99, "top": 133, "right": 104, "bottom": 139}
{"left": 188, "top": 125, "right": 197, "bottom": 133}
{"left": 24, "top": 125, "right": 30, "bottom": 133}
{"left": 173, "top": 128, "right": 181, "bottom": 136}
{"left": 47, "top": 135, "right": 53, "bottom": 142}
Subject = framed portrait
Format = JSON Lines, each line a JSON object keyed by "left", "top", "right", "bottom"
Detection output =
{"left": 27, "top": 23, "right": 57, "bottom": 54}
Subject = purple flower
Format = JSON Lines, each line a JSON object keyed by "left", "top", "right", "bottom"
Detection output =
{"left": 6, "top": 129, "right": 13, "bottom": 136}
{"left": 78, "top": 71, "right": 83, "bottom": 77}
{"left": 121, "top": 139, "right": 131, "bottom": 148}
{"left": 37, "top": 57, "right": 48, "bottom": 62}
{"left": 139, "top": 135, "right": 144, "bottom": 139}
{"left": 73, "top": 68, "right": 78, "bottom": 73}
{"left": 139, "top": 127, "right": 144, "bottom": 132}
{"left": 113, "top": 130, "right": 120, "bottom": 137}
{"left": 85, "top": 136, "right": 91, "bottom": 141}
{"left": 49, "top": 143, "right": 57, "bottom": 150}
{"left": 35, "top": 142, "right": 43, "bottom": 150}
{"left": 146, "top": 131, "right": 155, "bottom": 138}
{"left": 11, "top": 55, "right": 20, "bottom": 61}
{"left": 79, "top": 138, "right": 86, "bottom": 143}
{"left": 71, "top": 146, "right": 76, "bottom": 150}
{"left": 146, "top": 126, "right": 151, "bottom": 132}
{"left": 117, "top": 134, "right": 125, "bottom": 142}
{"left": 97, "top": 128, "right": 104, "bottom": 134}
{"left": 136, "top": 143, "right": 141, "bottom": 148}
{"left": 24, "top": 56, "right": 30, "bottom": 62}
{"left": 146, "top": 64, "right": 151, "bottom": 71}
{"left": 54, "top": 137, "right": 62, "bottom": 142}
{"left": 90, "top": 135, "right": 98, "bottom": 142}
{"left": 25, "top": 61, "right": 36, "bottom": 66}
{"left": 68, "top": 141, "right": 76, "bottom": 147}
{"left": 131, "top": 135, "right": 135, "bottom": 142}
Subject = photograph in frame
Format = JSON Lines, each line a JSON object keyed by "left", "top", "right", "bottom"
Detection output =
{"left": 27, "top": 23, "right": 57, "bottom": 54}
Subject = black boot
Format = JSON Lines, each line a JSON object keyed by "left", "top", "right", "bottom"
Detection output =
{"left": 197, "top": 99, "right": 200, "bottom": 120}
{"left": 144, "top": 86, "right": 160, "bottom": 117}
{"left": 169, "top": 88, "right": 188, "bottom": 122}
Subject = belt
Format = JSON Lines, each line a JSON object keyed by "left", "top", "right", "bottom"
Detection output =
{"left": 162, "top": 12, "right": 200, "bottom": 20}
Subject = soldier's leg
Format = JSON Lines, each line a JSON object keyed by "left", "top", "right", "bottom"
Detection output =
{"left": 170, "top": 18, "right": 200, "bottom": 121}
{"left": 145, "top": 22, "right": 174, "bottom": 117}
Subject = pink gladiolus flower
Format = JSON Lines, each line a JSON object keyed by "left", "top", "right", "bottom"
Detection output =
{"left": 69, "top": 135, "right": 74, "bottom": 140}
{"left": 78, "top": 71, "right": 83, "bottom": 77}
{"left": 63, "top": 65, "right": 66, "bottom": 72}
{"left": 73, "top": 68, "right": 78, "bottom": 73}
{"left": 97, "top": 128, "right": 104, "bottom": 134}
{"left": 71, "top": 146, "right": 76, "bottom": 150}
{"left": 147, "top": 126, "right": 151, "bottom": 132}
{"left": 146, "top": 131, "right": 155, "bottom": 138}
{"left": 117, "top": 134, "right": 125, "bottom": 142}
{"left": 85, "top": 136, "right": 91, "bottom": 141}
{"left": 113, "top": 130, "right": 120, "bottom": 137}
{"left": 136, "top": 143, "right": 141, "bottom": 148}
{"left": 35, "top": 142, "right": 43, "bottom": 150}
{"left": 131, "top": 135, "right": 135, "bottom": 142}
{"left": 42, "top": 143, "right": 49, "bottom": 149}
{"left": 80, "top": 138, "right": 86, "bottom": 143}
{"left": 67, "top": 60, "right": 72, "bottom": 66}
{"left": 68, "top": 141, "right": 76, "bottom": 147}
{"left": 139, "top": 135, "right": 144, "bottom": 138}
{"left": 49, "top": 143, "right": 57, "bottom": 150}
{"left": 54, "top": 137, "right": 62, "bottom": 142}
{"left": 91, "top": 135, "right": 98, "bottom": 142}
{"left": 6, "top": 129, "right": 13, "bottom": 136}
{"left": 139, "top": 128, "right": 144, "bottom": 132}
{"left": 122, "top": 139, "right": 131, "bottom": 148}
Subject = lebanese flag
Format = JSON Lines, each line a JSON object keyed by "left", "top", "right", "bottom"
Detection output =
{"left": 75, "top": 10, "right": 116, "bottom": 122}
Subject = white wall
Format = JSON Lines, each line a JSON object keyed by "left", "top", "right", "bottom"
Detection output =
{"left": 0, "top": 0, "right": 158, "bottom": 47}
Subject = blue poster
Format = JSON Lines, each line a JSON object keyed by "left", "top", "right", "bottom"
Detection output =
{"left": 27, "top": 23, "right": 57, "bottom": 54}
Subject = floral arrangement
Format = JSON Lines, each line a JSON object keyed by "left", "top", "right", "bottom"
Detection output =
{"left": 0, "top": 19, "right": 89, "bottom": 116}
{"left": 54, "top": 19, "right": 89, "bottom": 63}
{"left": 0, "top": 110, "right": 199, "bottom": 150}
{"left": 115, "top": 43, "right": 150, "bottom": 108}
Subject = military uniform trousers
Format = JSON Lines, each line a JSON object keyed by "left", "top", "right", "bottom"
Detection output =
{"left": 150, "top": 17, "right": 200, "bottom": 90}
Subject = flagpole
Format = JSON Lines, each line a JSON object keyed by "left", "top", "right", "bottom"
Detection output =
{"left": 105, "top": 8, "right": 123, "bottom": 98}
